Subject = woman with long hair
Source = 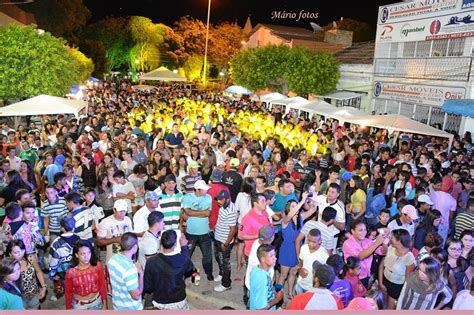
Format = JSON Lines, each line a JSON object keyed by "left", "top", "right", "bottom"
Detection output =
{"left": 6, "top": 240, "right": 47, "bottom": 309}
{"left": 174, "top": 155, "right": 188, "bottom": 189}
{"left": 346, "top": 175, "right": 367, "bottom": 223}
{"left": 379, "top": 229, "right": 416, "bottom": 309}
{"left": 445, "top": 238, "right": 469, "bottom": 294}
{"left": 77, "top": 154, "right": 97, "bottom": 189}
{"left": 0, "top": 258, "right": 23, "bottom": 310}
{"left": 201, "top": 146, "right": 216, "bottom": 183}
{"left": 95, "top": 173, "right": 114, "bottom": 218}
{"left": 65, "top": 240, "right": 107, "bottom": 310}
{"left": 396, "top": 257, "right": 452, "bottom": 309}
{"left": 460, "top": 229, "right": 474, "bottom": 261}
{"left": 197, "top": 125, "right": 210, "bottom": 144}
{"left": 0, "top": 170, "right": 31, "bottom": 204}
{"left": 235, "top": 177, "right": 256, "bottom": 271}
{"left": 277, "top": 193, "right": 316, "bottom": 299}
{"left": 19, "top": 160, "right": 39, "bottom": 195}
{"left": 414, "top": 209, "right": 442, "bottom": 250}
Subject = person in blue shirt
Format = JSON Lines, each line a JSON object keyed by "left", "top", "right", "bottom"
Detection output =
{"left": 0, "top": 258, "right": 24, "bottom": 310}
{"left": 249, "top": 244, "right": 283, "bottom": 310}
{"left": 181, "top": 180, "right": 214, "bottom": 281}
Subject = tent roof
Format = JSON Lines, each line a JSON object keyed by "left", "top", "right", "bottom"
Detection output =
{"left": 260, "top": 92, "right": 288, "bottom": 102}
{"left": 271, "top": 96, "right": 309, "bottom": 106}
{"left": 351, "top": 114, "right": 453, "bottom": 141}
{"left": 0, "top": 95, "right": 87, "bottom": 117}
{"left": 287, "top": 101, "right": 365, "bottom": 122}
{"left": 442, "top": 99, "right": 474, "bottom": 117}
{"left": 318, "top": 91, "right": 363, "bottom": 100}
{"left": 140, "top": 66, "right": 187, "bottom": 82}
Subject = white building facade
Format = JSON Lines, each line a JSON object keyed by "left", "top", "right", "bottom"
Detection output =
{"left": 372, "top": 0, "right": 474, "bottom": 134}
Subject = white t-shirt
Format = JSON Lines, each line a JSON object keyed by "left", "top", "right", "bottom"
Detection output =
{"left": 138, "top": 230, "right": 160, "bottom": 269}
{"left": 453, "top": 289, "right": 474, "bottom": 310}
{"left": 297, "top": 244, "right": 329, "bottom": 291}
{"left": 133, "top": 205, "right": 155, "bottom": 236}
{"left": 112, "top": 181, "right": 136, "bottom": 214}
{"left": 97, "top": 215, "right": 133, "bottom": 262}
{"left": 314, "top": 195, "right": 345, "bottom": 225}
{"left": 235, "top": 192, "right": 252, "bottom": 224}
{"left": 245, "top": 240, "right": 274, "bottom": 289}
{"left": 383, "top": 246, "right": 415, "bottom": 284}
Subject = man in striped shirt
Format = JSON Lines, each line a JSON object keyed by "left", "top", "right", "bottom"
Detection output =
{"left": 454, "top": 198, "right": 474, "bottom": 238}
{"left": 108, "top": 232, "right": 143, "bottom": 310}
{"left": 159, "top": 174, "right": 183, "bottom": 231}
{"left": 213, "top": 190, "right": 237, "bottom": 292}
{"left": 43, "top": 185, "right": 68, "bottom": 242}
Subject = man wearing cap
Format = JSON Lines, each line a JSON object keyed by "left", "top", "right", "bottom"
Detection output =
{"left": 207, "top": 169, "right": 231, "bottom": 230}
{"left": 91, "top": 142, "right": 104, "bottom": 166}
{"left": 222, "top": 158, "right": 243, "bottom": 202}
{"left": 159, "top": 174, "right": 184, "bottom": 231}
{"left": 181, "top": 160, "right": 202, "bottom": 194}
{"left": 133, "top": 191, "right": 160, "bottom": 237}
{"left": 287, "top": 262, "right": 343, "bottom": 310}
{"left": 387, "top": 204, "right": 418, "bottom": 236}
{"left": 213, "top": 189, "right": 238, "bottom": 292}
{"left": 416, "top": 194, "right": 433, "bottom": 222}
{"left": 97, "top": 199, "right": 133, "bottom": 263}
{"left": 181, "top": 180, "right": 214, "bottom": 281}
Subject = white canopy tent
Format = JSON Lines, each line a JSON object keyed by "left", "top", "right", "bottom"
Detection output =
{"left": 269, "top": 96, "right": 309, "bottom": 112}
{"left": 139, "top": 66, "right": 187, "bottom": 82}
{"left": 0, "top": 95, "right": 88, "bottom": 118}
{"left": 260, "top": 92, "right": 288, "bottom": 102}
{"left": 286, "top": 100, "right": 365, "bottom": 122}
{"left": 350, "top": 114, "right": 454, "bottom": 148}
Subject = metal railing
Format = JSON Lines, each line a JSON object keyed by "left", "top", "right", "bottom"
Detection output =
{"left": 374, "top": 57, "right": 472, "bottom": 81}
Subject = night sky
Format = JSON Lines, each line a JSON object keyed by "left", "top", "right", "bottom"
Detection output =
{"left": 83, "top": 0, "right": 400, "bottom": 28}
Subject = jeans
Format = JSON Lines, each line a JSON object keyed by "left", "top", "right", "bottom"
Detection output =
{"left": 186, "top": 233, "right": 213, "bottom": 278}
{"left": 23, "top": 296, "right": 40, "bottom": 310}
{"left": 294, "top": 283, "right": 307, "bottom": 295}
{"left": 72, "top": 296, "right": 103, "bottom": 310}
{"left": 438, "top": 223, "right": 449, "bottom": 245}
{"left": 214, "top": 240, "right": 233, "bottom": 288}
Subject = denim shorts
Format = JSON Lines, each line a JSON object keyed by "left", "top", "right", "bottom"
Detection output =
{"left": 72, "top": 295, "right": 103, "bottom": 310}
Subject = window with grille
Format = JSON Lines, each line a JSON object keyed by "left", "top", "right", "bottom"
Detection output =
{"left": 415, "top": 41, "right": 431, "bottom": 58}
{"left": 403, "top": 41, "right": 416, "bottom": 57}
{"left": 431, "top": 39, "right": 448, "bottom": 57}
{"left": 448, "top": 38, "right": 466, "bottom": 57}
{"left": 390, "top": 43, "right": 399, "bottom": 58}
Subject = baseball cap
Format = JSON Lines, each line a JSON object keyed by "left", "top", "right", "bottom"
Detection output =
{"left": 92, "top": 142, "right": 99, "bottom": 150}
{"left": 130, "top": 134, "right": 138, "bottom": 139}
{"left": 313, "top": 264, "right": 336, "bottom": 287}
{"left": 230, "top": 158, "right": 240, "bottom": 168}
{"left": 215, "top": 190, "right": 230, "bottom": 200}
{"left": 417, "top": 194, "right": 433, "bottom": 205}
{"left": 258, "top": 225, "right": 275, "bottom": 240}
{"left": 401, "top": 204, "right": 418, "bottom": 220}
{"left": 145, "top": 191, "right": 160, "bottom": 201}
{"left": 101, "top": 126, "right": 110, "bottom": 132}
{"left": 84, "top": 126, "right": 92, "bottom": 132}
{"left": 299, "top": 150, "right": 307, "bottom": 157}
{"left": 114, "top": 199, "right": 128, "bottom": 212}
{"left": 229, "top": 137, "right": 238, "bottom": 143}
{"left": 210, "top": 169, "right": 223, "bottom": 182}
{"left": 345, "top": 297, "right": 376, "bottom": 310}
{"left": 188, "top": 160, "right": 199, "bottom": 169}
{"left": 164, "top": 174, "right": 177, "bottom": 183}
{"left": 194, "top": 180, "right": 211, "bottom": 191}
{"left": 342, "top": 171, "right": 354, "bottom": 182}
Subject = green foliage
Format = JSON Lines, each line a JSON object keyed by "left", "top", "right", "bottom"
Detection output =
{"left": 183, "top": 54, "right": 209, "bottom": 82}
{"left": 230, "top": 45, "right": 339, "bottom": 95}
{"left": 25, "top": 0, "right": 91, "bottom": 43}
{"left": 323, "top": 18, "right": 375, "bottom": 43}
{"left": 78, "top": 39, "right": 108, "bottom": 78}
{"left": 0, "top": 25, "right": 92, "bottom": 101}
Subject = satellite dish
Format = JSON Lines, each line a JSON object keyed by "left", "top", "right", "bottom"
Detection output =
{"left": 310, "top": 22, "right": 323, "bottom": 32}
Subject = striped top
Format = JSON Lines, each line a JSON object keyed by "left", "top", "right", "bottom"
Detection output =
{"left": 214, "top": 202, "right": 238, "bottom": 243}
{"left": 181, "top": 174, "right": 201, "bottom": 194}
{"left": 107, "top": 253, "right": 143, "bottom": 310}
{"left": 454, "top": 212, "right": 474, "bottom": 238}
{"left": 71, "top": 207, "right": 95, "bottom": 241}
{"left": 42, "top": 197, "right": 68, "bottom": 233}
{"left": 159, "top": 192, "right": 183, "bottom": 231}
{"left": 300, "top": 220, "right": 338, "bottom": 251}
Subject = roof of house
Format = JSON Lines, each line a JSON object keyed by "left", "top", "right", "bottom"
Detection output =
{"left": 0, "top": 4, "right": 35, "bottom": 25}
{"left": 334, "top": 40, "right": 376, "bottom": 64}
{"left": 249, "top": 23, "right": 322, "bottom": 42}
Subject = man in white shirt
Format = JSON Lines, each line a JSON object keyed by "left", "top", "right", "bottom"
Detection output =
{"left": 97, "top": 199, "right": 133, "bottom": 263}
{"left": 112, "top": 170, "right": 136, "bottom": 215}
{"left": 215, "top": 141, "right": 227, "bottom": 166}
{"left": 138, "top": 211, "right": 165, "bottom": 268}
{"left": 314, "top": 183, "right": 345, "bottom": 231}
{"left": 133, "top": 191, "right": 160, "bottom": 237}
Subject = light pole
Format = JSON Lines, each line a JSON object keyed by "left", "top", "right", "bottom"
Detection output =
{"left": 203, "top": 0, "right": 211, "bottom": 86}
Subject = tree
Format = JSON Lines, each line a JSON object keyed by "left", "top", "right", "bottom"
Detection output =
{"left": 323, "top": 18, "right": 375, "bottom": 43}
{"left": 183, "top": 54, "right": 209, "bottom": 82}
{"left": 78, "top": 39, "right": 108, "bottom": 78}
{"left": 208, "top": 22, "right": 244, "bottom": 70}
{"left": 25, "top": 0, "right": 91, "bottom": 43}
{"left": 230, "top": 45, "right": 339, "bottom": 95}
{"left": 81, "top": 17, "right": 133, "bottom": 72}
{"left": 0, "top": 25, "right": 93, "bottom": 101}
{"left": 128, "top": 16, "right": 169, "bottom": 72}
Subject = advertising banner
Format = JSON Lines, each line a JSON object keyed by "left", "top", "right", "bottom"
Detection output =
{"left": 373, "top": 81, "right": 466, "bottom": 106}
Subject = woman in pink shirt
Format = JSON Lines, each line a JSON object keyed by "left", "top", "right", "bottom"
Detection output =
{"left": 342, "top": 219, "right": 388, "bottom": 289}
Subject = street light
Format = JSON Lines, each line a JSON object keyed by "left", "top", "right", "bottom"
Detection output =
{"left": 203, "top": 0, "right": 211, "bottom": 86}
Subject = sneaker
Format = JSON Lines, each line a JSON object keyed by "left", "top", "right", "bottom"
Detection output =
{"left": 192, "top": 273, "right": 200, "bottom": 286}
{"left": 50, "top": 295, "right": 58, "bottom": 301}
{"left": 214, "top": 284, "right": 231, "bottom": 292}
{"left": 214, "top": 275, "right": 222, "bottom": 282}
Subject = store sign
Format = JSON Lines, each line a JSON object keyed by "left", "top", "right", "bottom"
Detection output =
{"left": 373, "top": 81, "right": 466, "bottom": 106}
{"left": 376, "top": 10, "right": 474, "bottom": 42}
{"left": 462, "top": 0, "right": 474, "bottom": 9}
{"left": 379, "top": 0, "right": 460, "bottom": 24}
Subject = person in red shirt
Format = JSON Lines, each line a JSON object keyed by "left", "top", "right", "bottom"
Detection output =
{"left": 207, "top": 169, "right": 231, "bottom": 230}
{"left": 287, "top": 263, "right": 343, "bottom": 310}
{"left": 276, "top": 159, "right": 300, "bottom": 188}
{"left": 65, "top": 240, "right": 107, "bottom": 310}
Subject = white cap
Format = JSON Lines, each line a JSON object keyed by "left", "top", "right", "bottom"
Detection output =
{"left": 84, "top": 126, "right": 92, "bottom": 132}
{"left": 114, "top": 199, "right": 128, "bottom": 212}
{"left": 194, "top": 180, "right": 211, "bottom": 191}
{"left": 92, "top": 142, "right": 99, "bottom": 150}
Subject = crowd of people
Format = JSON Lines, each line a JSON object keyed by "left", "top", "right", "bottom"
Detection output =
{"left": 0, "top": 80, "right": 473, "bottom": 310}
